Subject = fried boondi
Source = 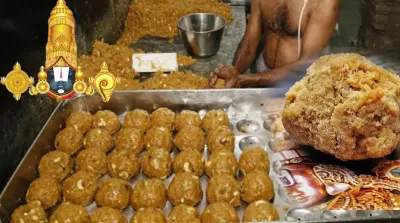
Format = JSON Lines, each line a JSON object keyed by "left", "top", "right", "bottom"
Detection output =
{"left": 282, "top": 53, "right": 400, "bottom": 161}
{"left": 118, "top": 0, "right": 233, "bottom": 45}
{"left": 77, "top": 0, "right": 231, "bottom": 91}
{"left": 78, "top": 41, "right": 225, "bottom": 90}
{"left": 143, "top": 71, "right": 224, "bottom": 89}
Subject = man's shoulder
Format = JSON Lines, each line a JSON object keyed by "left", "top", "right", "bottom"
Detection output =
{"left": 313, "top": 0, "right": 339, "bottom": 8}
{"left": 309, "top": 0, "right": 339, "bottom": 16}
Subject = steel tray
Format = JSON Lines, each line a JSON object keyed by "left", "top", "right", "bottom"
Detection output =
{"left": 1, "top": 89, "right": 399, "bottom": 223}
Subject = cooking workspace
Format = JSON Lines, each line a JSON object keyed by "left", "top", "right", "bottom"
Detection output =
{"left": 1, "top": 0, "right": 400, "bottom": 222}
{"left": 78, "top": 0, "right": 248, "bottom": 90}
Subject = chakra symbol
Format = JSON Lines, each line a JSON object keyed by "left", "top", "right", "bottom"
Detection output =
{"left": 1, "top": 62, "right": 34, "bottom": 101}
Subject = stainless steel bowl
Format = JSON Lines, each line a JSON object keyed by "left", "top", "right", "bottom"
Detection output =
{"left": 178, "top": 13, "right": 226, "bottom": 58}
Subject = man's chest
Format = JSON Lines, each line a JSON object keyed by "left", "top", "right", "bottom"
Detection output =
{"left": 259, "top": 0, "right": 312, "bottom": 37}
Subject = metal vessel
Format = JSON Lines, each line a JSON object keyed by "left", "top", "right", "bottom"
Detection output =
{"left": 178, "top": 13, "right": 226, "bottom": 58}
{"left": 1, "top": 89, "right": 400, "bottom": 223}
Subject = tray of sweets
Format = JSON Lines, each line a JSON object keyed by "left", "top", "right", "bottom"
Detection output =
{"left": 1, "top": 89, "right": 400, "bottom": 222}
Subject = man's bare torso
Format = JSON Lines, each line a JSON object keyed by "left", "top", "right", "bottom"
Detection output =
{"left": 260, "top": 0, "right": 317, "bottom": 68}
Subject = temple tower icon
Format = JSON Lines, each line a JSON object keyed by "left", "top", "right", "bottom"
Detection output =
{"left": 45, "top": 0, "right": 77, "bottom": 70}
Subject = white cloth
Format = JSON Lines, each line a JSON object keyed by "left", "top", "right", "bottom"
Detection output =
{"left": 256, "top": 53, "right": 270, "bottom": 73}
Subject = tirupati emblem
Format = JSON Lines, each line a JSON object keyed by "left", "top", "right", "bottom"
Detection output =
{"left": 278, "top": 163, "right": 400, "bottom": 210}
{"left": 41, "top": 0, "right": 79, "bottom": 100}
{"left": 73, "top": 66, "right": 87, "bottom": 94}
{"left": 1, "top": 62, "right": 34, "bottom": 101}
{"left": 88, "top": 62, "right": 120, "bottom": 102}
{"left": 7, "top": 0, "right": 101, "bottom": 101}
{"left": 313, "top": 164, "right": 361, "bottom": 195}
{"left": 373, "top": 160, "right": 400, "bottom": 183}
{"left": 271, "top": 115, "right": 400, "bottom": 211}
{"left": 30, "top": 66, "right": 51, "bottom": 95}
{"left": 46, "top": 57, "right": 76, "bottom": 98}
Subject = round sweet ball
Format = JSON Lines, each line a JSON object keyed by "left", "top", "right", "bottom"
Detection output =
{"left": 63, "top": 171, "right": 98, "bottom": 206}
{"left": 83, "top": 128, "right": 113, "bottom": 153}
{"left": 243, "top": 200, "right": 280, "bottom": 222}
{"left": 95, "top": 178, "right": 132, "bottom": 210}
{"left": 38, "top": 150, "right": 72, "bottom": 182}
{"left": 130, "top": 178, "right": 167, "bottom": 210}
{"left": 26, "top": 177, "right": 62, "bottom": 209}
{"left": 115, "top": 128, "right": 144, "bottom": 154}
{"left": 173, "top": 126, "right": 205, "bottom": 152}
{"left": 55, "top": 127, "right": 83, "bottom": 155}
{"left": 205, "top": 151, "right": 238, "bottom": 178}
{"left": 201, "top": 202, "right": 239, "bottom": 223}
{"left": 201, "top": 110, "right": 229, "bottom": 134}
{"left": 11, "top": 201, "right": 47, "bottom": 223}
{"left": 76, "top": 149, "right": 107, "bottom": 178}
{"left": 90, "top": 207, "right": 128, "bottom": 223}
{"left": 282, "top": 53, "right": 400, "bottom": 160}
{"left": 150, "top": 107, "right": 175, "bottom": 131}
{"left": 144, "top": 126, "right": 172, "bottom": 152}
{"left": 238, "top": 147, "right": 270, "bottom": 175}
{"left": 206, "top": 126, "right": 235, "bottom": 153}
{"left": 167, "top": 204, "right": 200, "bottom": 223}
{"left": 241, "top": 171, "right": 274, "bottom": 203}
{"left": 167, "top": 172, "right": 202, "bottom": 206}
{"left": 141, "top": 148, "right": 172, "bottom": 179}
{"left": 174, "top": 110, "right": 201, "bottom": 132}
{"left": 124, "top": 109, "right": 151, "bottom": 133}
{"left": 130, "top": 208, "right": 166, "bottom": 223}
{"left": 206, "top": 174, "right": 241, "bottom": 207}
{"left": 66, "top": 111, "right": 93, "bottom": 134}
{"left": 107, "top": 149, "right": 140, "bottom": 181}
{"left": 92, "top": 110, "right": 121, "bottom": 134}
{"left": 49, "top": 202, "right": 89, "bottom": 223}
{"left": 172, "top": 149, "right": 204, "bottom": 177}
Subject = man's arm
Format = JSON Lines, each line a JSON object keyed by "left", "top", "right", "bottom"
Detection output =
{"left": 238, "top": 0, "right": 339, "bottom": 87}
{"left": 233, "top": 0, "right": 263, "bottom": 74}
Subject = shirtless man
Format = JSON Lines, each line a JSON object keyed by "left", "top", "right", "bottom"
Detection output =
{"left": 209, "top": 0, "right": 339, "bottom": 88}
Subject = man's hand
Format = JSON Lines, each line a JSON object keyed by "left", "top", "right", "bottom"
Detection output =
{"left": 208, "top": 65, "right": 240, "bottom": 88}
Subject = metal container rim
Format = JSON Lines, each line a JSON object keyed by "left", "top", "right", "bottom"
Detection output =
{"left": 110, "top": 88, "right": 279, "bottom": 92}
{"left": 177, "top": 12, "right": 227, "bottom": 34}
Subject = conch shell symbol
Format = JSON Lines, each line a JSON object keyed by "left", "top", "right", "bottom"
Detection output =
{"left": 89, "top": 62, "right": 120, "bottom": 102}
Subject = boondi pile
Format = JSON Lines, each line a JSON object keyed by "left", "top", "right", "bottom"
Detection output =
{"left": 78, "top": 41, "right": 224, "bottom": 90}
{"left": 177, "top": 54, "right": 197, "bottom": 67}
{"left": 78, "top": 41, "right": 207, "bottom": 90}
{"left": 79, "top": 41, "right": 140, "bottom": 81}
{"left": 143, "top": 71, "right": 225, "bottom": 89}
{"left": 118, "top": 0, "right": 233, "bottom": 45}
{"left": 282, "top": 53, "right": 400, "bottom": 161}
{"left": 78, "top": 0, "right": 232, "bottom": 90}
